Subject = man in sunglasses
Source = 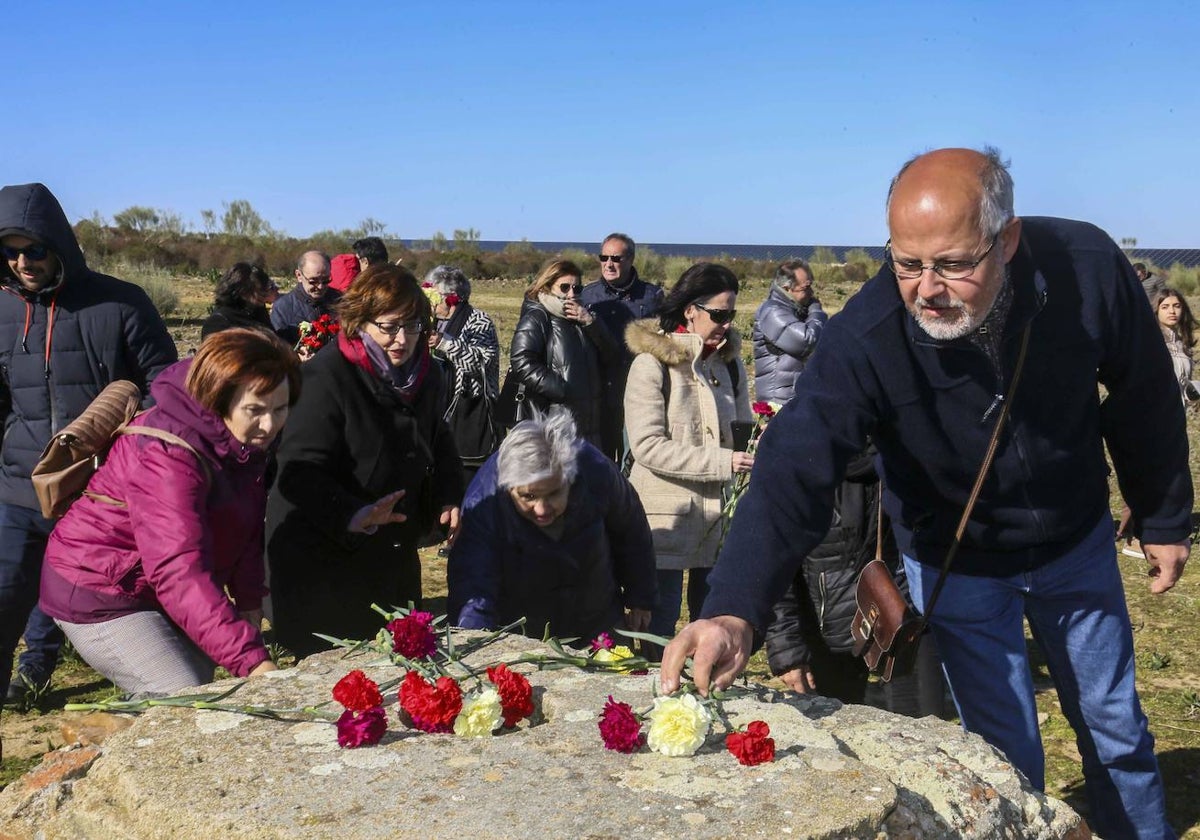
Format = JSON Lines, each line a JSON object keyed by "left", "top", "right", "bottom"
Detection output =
{"left": 579, "top": 233, "right": 664, "bottom": 462}
{"left": 270, "top": 250, "right": 342, "bottom": 348}
{"left": 661, "top": 148, "right": 1189, "bottom": 839}
{"left": 0, "top": 182, "right": 177, "bottom": 708}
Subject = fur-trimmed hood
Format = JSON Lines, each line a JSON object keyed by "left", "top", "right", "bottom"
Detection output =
{"left": 624, "top": 317, "right": 742, "bottom": 366}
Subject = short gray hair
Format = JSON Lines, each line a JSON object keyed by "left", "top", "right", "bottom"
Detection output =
{"left": 886, "top": 146, "right": 1014, "bottom": 238}
{"left": 497, "top": 406, "right": 581, "bottom": 490}
{"left": 424, "top": 264, "right": 471, "bottom": 302}
{"left": 602, "top": 232, "right": 635, "bottom": 260}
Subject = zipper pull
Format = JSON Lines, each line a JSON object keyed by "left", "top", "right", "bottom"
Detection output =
{"left": 981, "top": 393, "right": 1004, "bottom": 422}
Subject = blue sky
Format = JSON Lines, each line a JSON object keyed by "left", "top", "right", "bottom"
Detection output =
{"left": 7, "top": 1, "right": 1198, "bottom": 246}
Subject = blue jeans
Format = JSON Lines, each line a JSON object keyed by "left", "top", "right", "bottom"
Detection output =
{"left": 649, "top": 567, "right": 711, "bottom": 640}
{"left": 0, "top": 503, "right": 63, "bottom": 699}
{"left": 904, "top": 516, "right": 1174, "bottom": 840}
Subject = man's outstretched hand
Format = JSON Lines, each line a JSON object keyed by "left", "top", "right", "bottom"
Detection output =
{"left": 1143, "top": 540, "right": 1190, "bottom": 594}
{"left": 659, "top": 615, "right": 754, "bottom": 696}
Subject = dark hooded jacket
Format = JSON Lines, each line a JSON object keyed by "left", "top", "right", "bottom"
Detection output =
{"left": 0, "top": 183, "right": 177, "bottom": 509}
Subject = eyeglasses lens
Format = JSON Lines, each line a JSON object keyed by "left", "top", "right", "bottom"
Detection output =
{"left": 599, "top": 255, "right": 623, "bottom": 263}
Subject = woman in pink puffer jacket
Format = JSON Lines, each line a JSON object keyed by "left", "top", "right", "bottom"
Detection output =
{"left": 40, "top": 329, "right": 300, "bottom": 695}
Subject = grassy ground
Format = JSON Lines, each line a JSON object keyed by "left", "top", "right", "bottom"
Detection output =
{"left": 2, "top": 266, "right": 1198, "bottom": 837}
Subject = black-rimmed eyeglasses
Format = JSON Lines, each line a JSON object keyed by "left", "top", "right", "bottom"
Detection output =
{"left": 370, "top": 321, "right": 423, "bottom": 337}
{"left": 885, "top": 235, "right": 998, "bottom": 281}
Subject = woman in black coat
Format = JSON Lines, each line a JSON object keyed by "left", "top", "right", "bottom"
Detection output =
{"left": 266, "top": 265, "right": 463, "bottom": 656}
{"left": 502, "top": 259, "right": 618, "bottom": 447}
{"left": 200, "top": 263, "right": 279, "bottom": 340}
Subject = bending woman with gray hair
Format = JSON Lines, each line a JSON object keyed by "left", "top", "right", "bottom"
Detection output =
{"left": 447, "top": 406, "right": 656, "bottom": 641}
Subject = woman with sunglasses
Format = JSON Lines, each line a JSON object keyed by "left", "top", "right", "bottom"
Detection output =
{"left": 623, "top": 262, "right": 753, "bottom": 656}
{"left": 265, "top": 265, "right": 464, "bottom": 656}
{"left": 501, "top": 259, "right": 618, "bottom": 446}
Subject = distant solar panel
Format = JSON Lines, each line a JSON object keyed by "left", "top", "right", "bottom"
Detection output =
{"left": 397, "top": 241, "right": 1200, "bottom": 268}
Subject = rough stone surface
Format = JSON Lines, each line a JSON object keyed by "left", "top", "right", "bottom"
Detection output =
{"left": 59, "top": 711, "right": 135, "bottom": 746}
{"left": 0, "top": 634, "right": 1086, "bottom": 839}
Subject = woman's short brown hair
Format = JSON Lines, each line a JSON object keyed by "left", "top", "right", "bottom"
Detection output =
{"left": 526, "top": 259, "right": 582, "bottom": 301}
{"left": 337, "top": 263, "right": 430, "bottom": 334}
{"left": 188, "top": 328, "right": 302, "bottom": 416}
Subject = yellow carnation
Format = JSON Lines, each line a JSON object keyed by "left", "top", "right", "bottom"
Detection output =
{"left": 592, "top": 645, "right": 635, "bottom": 663}
{"left": 453, "top": 688, "right": 502, "bottom": 737}
{"left": 646, "top": 694, "right": 711, "bottom": 757}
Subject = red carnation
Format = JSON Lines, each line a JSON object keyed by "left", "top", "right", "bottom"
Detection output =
{"left": 443, "top": 293, "right": 461, "bottom": 307}
{"left": 336, "top": 706, "right": 387, "bottom": 748}
{"left": 398, "top": 670, "right": 463, "bottom": 733}
{"left": 751, "top": 401, "right": 775, "bottom": 418}
{"left": 726, "top": 720, "right": 775, "bottom": 766}
{"left": 332, "top": 669, "right": 383, "bottom": 712}
{"left": 486, "top": 664, "right": 534, "bottom": 728}
{"left": 387, "top": 611, "right": 438, "bottom": 659}
{"left": 598, "top": 695, "right": 644, "bottom": 753}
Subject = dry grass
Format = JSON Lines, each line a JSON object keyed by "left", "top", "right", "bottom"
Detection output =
{"left": 2, "top": 270, "right": 1197, "bottom": 838}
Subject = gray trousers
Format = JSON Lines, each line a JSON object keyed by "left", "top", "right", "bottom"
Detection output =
{"left": 56, "top": 611, "right": 215, "bottom": 697}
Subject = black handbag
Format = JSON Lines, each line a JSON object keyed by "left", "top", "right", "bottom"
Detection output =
{"left": 851, "top": 324, "right": 1032, "bottom": 682}
{"left": 494, "top": 371, "right": 546, "bottom": 429}
{"left": 447, "top": 388, "right": 502, "bottom": 467}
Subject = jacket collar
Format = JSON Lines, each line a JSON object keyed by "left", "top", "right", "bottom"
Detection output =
{"left": 624, "top": 317, "right": 741, "bottom": 365}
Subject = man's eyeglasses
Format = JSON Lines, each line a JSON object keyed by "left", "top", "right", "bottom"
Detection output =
{"left": 694, "top": 303, "right": 737, "bottom": 324}
{"left": 555, "top": 282, "right": 583, "bottom": 296}
{"left": 598, "top": 254, "right": 625, "bottom": 264}
{"left": 885, "top": 235, "right": 998, "bottom": 281}
{"left": 299, "top": 273, "right": 330, "bottom": 285}
{"left": 2, "top": 244, "right": 50, "bottom": 261}
{"left": 370, "top": 320, "right": 423, "bottom": 337}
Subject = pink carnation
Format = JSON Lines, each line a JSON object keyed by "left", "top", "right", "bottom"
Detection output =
{"left": 387, "top": 611, "right": 438, "bottom": 659}
{"left": 589, "top": 632, "right": 615, "bottom": 652}
{"left": 598, "top": 695, "right": 644, "bottom": 753}
{"left": 336, "top": 707, "right": 387, "bottom": 748}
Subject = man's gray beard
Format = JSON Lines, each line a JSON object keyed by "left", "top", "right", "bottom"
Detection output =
{"left": 910, "top": 298, "right": 979, "bottom": 340}
{"left": 909, "top": 265, "right": 1008, "bottom": 341}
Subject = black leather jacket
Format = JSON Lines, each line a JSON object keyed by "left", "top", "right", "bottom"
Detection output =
{"left": 507, "top": 299, "right": 619, "bottom": 445}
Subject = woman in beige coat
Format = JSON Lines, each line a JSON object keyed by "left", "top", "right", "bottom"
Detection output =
{"left": 623, "top": 262, "right": 753, "bottom": 647}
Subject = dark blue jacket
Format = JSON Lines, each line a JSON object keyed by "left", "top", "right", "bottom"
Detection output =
{"left": 703, "top": 217, "right": 1192, "bottom": 633}
{"left": 0, "top": 183, "right": 177, "bottom": 509}
{"left": 580, "top": 271, "right": 664, "bottom": 456}
{"left": 269, "top": 286, "right": 341, "bottom": 345}
{"left": 448, "top": 441, "right": 657, "bottom": 641}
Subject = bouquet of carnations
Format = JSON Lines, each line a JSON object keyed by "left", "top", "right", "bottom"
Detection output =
{"left": 295, "top": 313, "right": 340, "bottom": 353}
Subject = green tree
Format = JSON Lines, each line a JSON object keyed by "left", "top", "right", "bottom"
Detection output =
{"left": 199, "top": 209, "right": 217, "bottom": 237}
{"left": 356, "top": 217, "right": 387, "bottom": 238}
{"left": 810, "top": 246, "right": 839, "bottom": 265}
{"left": 430, "top": 231, "right": 448, "bottom": 252}
{"left": 453, "top": 228, "right": 481, "bottom": 254}
{"left": 221, "top": 200, "right": 272, "bottom": 239}
{"left": 113, "top": 206, "right": 160, "bottom": 234}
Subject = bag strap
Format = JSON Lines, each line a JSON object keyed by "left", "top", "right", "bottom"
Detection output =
{"left": 83, "top": 426, "right": 213, "bottom": 507}
{"left": 874, "top": 323, "right": 1033, "bottom": 622}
